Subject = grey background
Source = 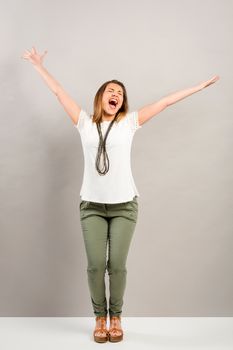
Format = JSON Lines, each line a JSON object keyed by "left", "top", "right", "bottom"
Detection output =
{"left": 0, "top": 0, "right": 232, "bottom": 316}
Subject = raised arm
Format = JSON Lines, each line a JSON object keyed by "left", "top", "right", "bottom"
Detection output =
{"left": 21, "top": 47, "right": 81, "bottom": 125}
{"left": 138, "top": 75, "right": 220, "bottom": 126}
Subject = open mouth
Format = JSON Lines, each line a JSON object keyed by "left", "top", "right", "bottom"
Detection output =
{"left": 108, "top": 98, "right": 118, "bottom": 109}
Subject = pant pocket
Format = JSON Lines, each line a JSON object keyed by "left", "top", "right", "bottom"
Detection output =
{"left": 130, "top": 200, "right": 138, "bottom": 213}
{"left": 124, "top": 199, "right": 138, "bottom": 213}
{"left": 80, "top": 200, "right": 90, "bottom": 210}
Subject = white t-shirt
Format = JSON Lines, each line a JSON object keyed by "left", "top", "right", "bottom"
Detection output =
{"left": 73, "top": 109, "right": 142, "bottom": 204}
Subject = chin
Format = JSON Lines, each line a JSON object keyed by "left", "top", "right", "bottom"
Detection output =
{"left": 105, "top": 108, "right": 117, "bottom": 115}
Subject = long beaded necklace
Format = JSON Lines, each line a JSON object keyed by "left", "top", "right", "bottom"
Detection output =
{"left": 95, "top": 115, "right": 118, "bottom": 175}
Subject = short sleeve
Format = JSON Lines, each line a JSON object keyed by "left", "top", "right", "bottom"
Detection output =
{"left": 73, "top": 109, "right": 90, "bottom": 133}
{"left": 127, "top": 111, "right": 142, "bottom": 133}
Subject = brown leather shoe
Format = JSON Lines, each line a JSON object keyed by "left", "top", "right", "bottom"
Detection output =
{"left": 93, "top": 316, "right": 109, "bottom": 343}
{"left": 109, "top": 316, "right": 124, "bottom": 342}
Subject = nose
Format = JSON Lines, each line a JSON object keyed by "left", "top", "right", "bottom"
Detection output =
{"left": 111, "top": 93, "right": 118, "bottom": 98}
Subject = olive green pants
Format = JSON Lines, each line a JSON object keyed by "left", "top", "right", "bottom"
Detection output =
{"left": 79, "top": 195, "right": 138, "bottom": 317}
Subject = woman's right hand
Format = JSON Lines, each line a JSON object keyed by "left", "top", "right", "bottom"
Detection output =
{"left": 21, "top": 46, "right": 48, "bottom": 66}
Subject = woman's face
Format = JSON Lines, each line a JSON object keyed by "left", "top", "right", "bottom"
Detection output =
{"left": 102, "top": 83, "right": 124, "bottom": 117}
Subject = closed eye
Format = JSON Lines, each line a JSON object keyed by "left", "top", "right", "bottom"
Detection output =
{"left": 108, "top": 89, "right": 122, "bottom": 95}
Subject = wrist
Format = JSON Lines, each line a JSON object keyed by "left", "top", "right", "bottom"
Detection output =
{"left": 196, "top": 81, "right": 205, "bottom": 92}
{"left": 33, "top": 63, "right": 44, "bottom": 70}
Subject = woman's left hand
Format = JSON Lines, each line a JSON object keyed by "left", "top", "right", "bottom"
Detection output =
{"left": 199, "top": 75, "right": 220, "bottom": 90}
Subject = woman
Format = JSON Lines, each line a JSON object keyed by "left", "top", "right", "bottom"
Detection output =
{"left": 21, "top": 47, "right": 219, "bottom": 343}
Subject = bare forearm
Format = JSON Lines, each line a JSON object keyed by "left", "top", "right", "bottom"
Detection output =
{"left": 138, "top": 75, "right": 219, "bottom": 125}
{"left": 33, "top": 64, "right": 61, "bottom": 95}
{"left": 164, "top": 83, "right": 202, "bottom": 107}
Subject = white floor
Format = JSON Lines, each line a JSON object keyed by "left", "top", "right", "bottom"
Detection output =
{"left": 0, "top": 317, "right": 232, "bottom": 350}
